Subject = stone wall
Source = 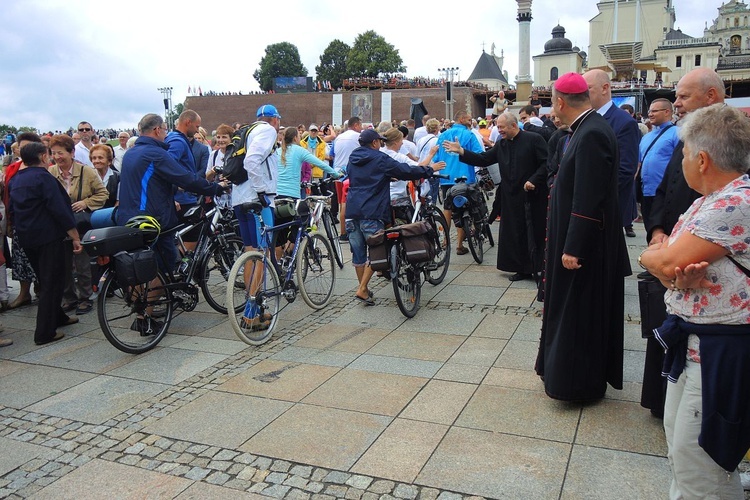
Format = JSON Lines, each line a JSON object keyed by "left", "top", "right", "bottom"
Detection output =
{"left": 185, "top": 87, "right": 490, "bottom": 133}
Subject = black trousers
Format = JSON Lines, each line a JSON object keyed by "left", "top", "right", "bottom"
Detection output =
{"left": 25, "top": 238, "right": 68, "bottom": 344}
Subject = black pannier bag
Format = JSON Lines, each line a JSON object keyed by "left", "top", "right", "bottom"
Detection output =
{"left": 114, "top": 249, "right": 158, "bottom": 286}
{"left": 399, "top": 221, "right": 437, "bottom": 264}
{"left": 366, "top": 231, "right": 390, "bottom": 271}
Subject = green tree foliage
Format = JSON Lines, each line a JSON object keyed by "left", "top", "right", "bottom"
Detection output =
{"left": 315, "top": 39, "right": 350, "bottom": 90}
{"left": 253, "top": 42, "right": 308, "bottom": 92}
{"left": 168, "top": 103, "right": 184, "bottom": 129}
{"left": 346, "top": 31, "right": 405, "bottom": 78}
{"left": 0, "top": 125, "right": 18, "bottom": 135}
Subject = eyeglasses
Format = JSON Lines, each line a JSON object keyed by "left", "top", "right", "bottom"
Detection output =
{"left": 648, "top": 108, "right": 670, "bottom": 114}
{"left": 78, "top": 127, "right": 92, "bottom": 132}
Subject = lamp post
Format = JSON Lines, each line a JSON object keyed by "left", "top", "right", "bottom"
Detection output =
{"left": 437, "top": 67, "right": 459, "bottom": 120}
{"left": 157, "top": 87, "right": 173, "bottom": 130}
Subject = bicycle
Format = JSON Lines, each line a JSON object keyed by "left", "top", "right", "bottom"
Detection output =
{"left": 226, "top": 199, "right": 336, "bottom": 346}
{"left": 410, "top": 176, "right": 451, "bottom": 285}
{"left": 84, "top": 202, "right": 245, "bottom": 354}
{"left": 446, "top": 175, "right": 494, "bottom": 264}
{"left": 304, "top": 178, "right": 344, "bottom": 269}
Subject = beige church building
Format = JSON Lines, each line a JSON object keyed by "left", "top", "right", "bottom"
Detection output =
{"left": 535, "top": 0, "right": 750, "bottom": 88}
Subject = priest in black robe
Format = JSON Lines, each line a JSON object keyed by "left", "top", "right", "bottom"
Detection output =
{"left": 534, "top": 73, "right": 632, "bottom": 402}
{"left": 443, "top": 112, "right": 548, "bottom": 280}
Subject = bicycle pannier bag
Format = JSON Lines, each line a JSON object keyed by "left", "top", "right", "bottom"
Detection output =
{"left": 114, "top": 249, "right": 158, "bottom": 286}
{"left": 366, "top": 231, "right": 389, "bottom": 271}
{"left": 400, "top": 221, "right": 437, "bottom": 264}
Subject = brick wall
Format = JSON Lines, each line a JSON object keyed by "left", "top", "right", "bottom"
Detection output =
{"left": 185, "top": 87, "right": 490, "bottom": 133}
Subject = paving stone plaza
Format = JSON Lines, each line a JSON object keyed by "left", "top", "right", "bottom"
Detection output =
{"left": 0, "top": 223, "right": 714, "bottom": 499}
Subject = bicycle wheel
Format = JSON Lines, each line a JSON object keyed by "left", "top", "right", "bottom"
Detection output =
{"left": 391, "top": 243, "right": 421, "bottom": 318}
{"left": 296, "top": 233, "right": 336, "bottom": 309}
{"left": 227, "top": 251, "right": 281, "bottom": 346}
{"left": 465, "top": 215, "right": 484, "bottom": 264}
{"left": 425, "top": 207, "right": 451, "bottom": 285}
{"left": 97, "top": 269, "right": 172, "bottom": 354}
{"left": 322, "top": 210, "right": 344, "bottom": 269}
{"left": 484, "top": 221, "right": 495, "bottom": 247}
{"left": 198, "top": 235, "right": 245, "bottom": 314}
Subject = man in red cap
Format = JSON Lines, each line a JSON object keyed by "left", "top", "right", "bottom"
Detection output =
{"left": 534, "top": 72, "right": 631, "bottom": 402}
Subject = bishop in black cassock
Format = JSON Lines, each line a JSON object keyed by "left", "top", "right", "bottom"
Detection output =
{"left": 535, "top": 73, "right": 632, "bottom": 402}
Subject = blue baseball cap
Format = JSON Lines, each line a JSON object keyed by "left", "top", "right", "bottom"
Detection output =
{"left": 256, "top": 104, "right": 281, "bottom": 119}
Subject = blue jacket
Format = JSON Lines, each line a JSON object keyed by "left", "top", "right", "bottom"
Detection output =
{"left": 434, "top": 124, "right": 483, "bottom": 185}
{"left": 602, "top": 104, "right": 641, "bottom": 226}
{"left": 166, "top": 131, "right": 199, "bottom": 206}
{"left": 276, "top": 144, "right": 337, "bottom": 198}
{"left": 8, "top": 166, "right": 76, "bottom": 248}
{"left": 345, "top": 146, "right": 432, "bottom": 223}
{"left": 655, "top": 315, "right": 750, "bottom": 471}
{"left": 117, "top": 136, "right": 221, "bottom": 229}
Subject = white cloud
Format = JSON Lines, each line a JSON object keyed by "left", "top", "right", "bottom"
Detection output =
{"left": 1, "top": 0, "right": 715, "bottom": 131}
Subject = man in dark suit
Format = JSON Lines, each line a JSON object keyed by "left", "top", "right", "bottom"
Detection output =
{"left": 534, "top": 73, "right": 631, "bottom": 402}
{"left": 639, "top": 67, "right": 725, "bottom": 418}
{"left": 584, "top": 69, "right": 641, "bottom": 238}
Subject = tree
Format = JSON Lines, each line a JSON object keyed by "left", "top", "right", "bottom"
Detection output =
{"left": 168, "top": 103, "right": 184, "bottom": 129}
{"left": 315, "top": 39, "right": 351, "bottom": 90}
{"left": 346, "top": 31, "right": 405, "bottom": 78}
{"left": 253, "top": 42, "right": 308, "bottom": 92}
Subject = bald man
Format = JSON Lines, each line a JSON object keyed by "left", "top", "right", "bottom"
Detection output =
{"left": 639, "top": 67, "right": 726, "bottom": 419}
{"left": 584, "top": 69, "right": 641, "bottom": 238}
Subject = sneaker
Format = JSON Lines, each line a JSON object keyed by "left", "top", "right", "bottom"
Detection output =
{"left": 130, "top": 317, "right": 164, "bottom": 337}
{"left": 338, "top": 233, "right": 349, "bottom": 242}
{"left": 0, "top": 337, "right": 12, "bottom": 347}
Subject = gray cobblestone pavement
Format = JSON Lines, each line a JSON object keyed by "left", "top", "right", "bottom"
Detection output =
{"left": 0, "top": 226, "right": 747, "bottom": 499}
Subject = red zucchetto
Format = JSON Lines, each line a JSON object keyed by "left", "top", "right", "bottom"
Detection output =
{"left": 554, "top": 73, "right": 588, "bottom": 94}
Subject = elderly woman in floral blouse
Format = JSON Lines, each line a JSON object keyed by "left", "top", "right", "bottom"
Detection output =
{"left": 640, "top": 104, "right": 750, "bottom": 499}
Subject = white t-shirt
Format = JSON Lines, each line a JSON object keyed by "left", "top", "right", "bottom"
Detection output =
{"left": 75, "top": 142, "right": 93, "bottom": 167}
{"left": 332, "top": 129, "right": 360, "bottom": 171}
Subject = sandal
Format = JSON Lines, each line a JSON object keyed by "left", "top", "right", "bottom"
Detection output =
{"left": 75, "top": 301, "right": 93, "bottom": 315}
{"left": 241, "top": 313, "right": 272, "bottom": 331}
{"left": 9, "top": 296, "right": 32, "bottom": 309}
{"left": 354, "top": 294, "right": 375, "bottom": 306}
{"left": 456, "top": 247, "right": 469, "bottom": 255}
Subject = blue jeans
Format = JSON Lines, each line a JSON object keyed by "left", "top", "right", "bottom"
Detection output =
{"left": 345, "top": 219, "right": 384, "bottom": 266}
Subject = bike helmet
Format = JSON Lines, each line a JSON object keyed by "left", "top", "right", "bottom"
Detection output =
{"left": 125, "top": 215, "right": 161, "bottom": 244}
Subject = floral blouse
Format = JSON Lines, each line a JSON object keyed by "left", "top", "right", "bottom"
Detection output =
{"left": 664, "top": 175, "right": 750, "bottom": 361}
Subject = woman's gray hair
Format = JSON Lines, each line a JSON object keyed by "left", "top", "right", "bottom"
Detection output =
{"left": 138, "top": 113, "right": 164, "bottom": 134}
{"left": 679, "top": 103, "right": 750, "bottom": 174}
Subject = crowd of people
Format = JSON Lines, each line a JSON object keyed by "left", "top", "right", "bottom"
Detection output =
{"left": 0, "top": 66, "right": 748, "bottom": 498}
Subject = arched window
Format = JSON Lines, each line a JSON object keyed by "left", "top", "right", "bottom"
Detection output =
{"left": 550, "top": 67, "right": 559, "bottom": 81}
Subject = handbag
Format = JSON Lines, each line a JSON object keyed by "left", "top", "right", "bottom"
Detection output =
{"left": 73, "top": 170, "right": 92, "bottom": 234}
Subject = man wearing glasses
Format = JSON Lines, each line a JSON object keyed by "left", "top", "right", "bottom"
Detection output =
{"left": 74, "top": 121, "right": 95, "bottom": 167}
{"left": 117, "top": 114, "right": 226, "bottom": 273}
{"left": 638, "top": 98, "right": 679, "bottom": 233}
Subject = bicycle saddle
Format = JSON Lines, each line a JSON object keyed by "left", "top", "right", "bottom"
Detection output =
{"left": 241, "top": 202, "right": 264, "bottom": 214}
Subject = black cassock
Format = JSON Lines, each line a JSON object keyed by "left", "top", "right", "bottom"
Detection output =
{"left": 460, "top": 131, "right": 548, "bottom": 273}
{"left": 535, "top": 110, "right": 631, "bottom": 402}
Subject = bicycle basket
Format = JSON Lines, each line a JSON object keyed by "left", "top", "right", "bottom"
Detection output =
{"left": 114, "top": 249, "right": 158, "bottom": 286}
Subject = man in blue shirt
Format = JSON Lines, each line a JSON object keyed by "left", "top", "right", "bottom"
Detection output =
{"left": 638, "top": 98, "right": 679, "bottom": 231}
{"left": 434, "top": 111, "right": 483, "bottom": 254}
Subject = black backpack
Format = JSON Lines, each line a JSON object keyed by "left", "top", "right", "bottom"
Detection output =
{"left": 223, "top": 122, "right": 276, "bottom": 185}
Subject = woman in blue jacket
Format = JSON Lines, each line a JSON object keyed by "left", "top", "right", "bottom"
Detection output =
{"left": 276, "top": 127, "right": 340, "bottom": 199}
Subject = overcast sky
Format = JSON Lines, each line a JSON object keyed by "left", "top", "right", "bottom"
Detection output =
{"left": 3, "top": 0, "right": 713, "bottom": 132}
